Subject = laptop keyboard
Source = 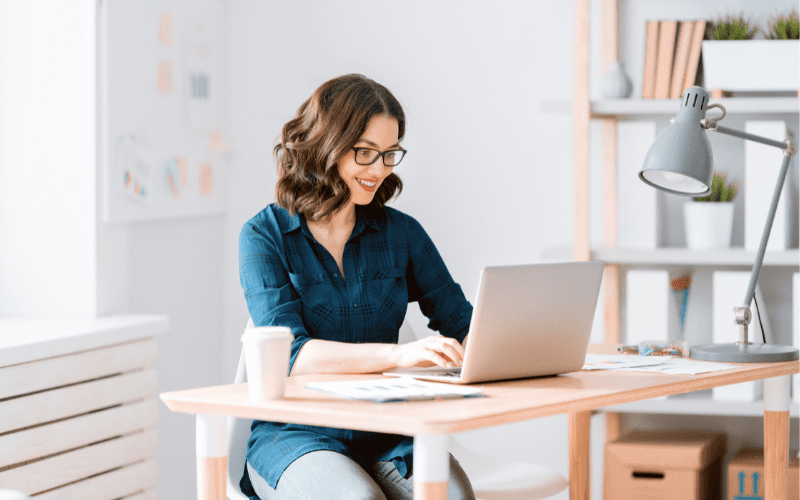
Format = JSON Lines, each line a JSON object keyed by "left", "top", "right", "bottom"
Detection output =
{"left": 437, "top": 368, "right": 462, "bottom": 377}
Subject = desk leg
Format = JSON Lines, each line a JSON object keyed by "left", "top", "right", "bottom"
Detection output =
{"left": 569, "top": 411, "right": 591, "bottom": 500}
{"left": 197, "top": 414, "right": 228, "bottom": 500}
{"left": 764, "top": 375, "right": 791, "bottom": 500}
{"left": 413, "top": 434, "right": 449, "bottom": 500}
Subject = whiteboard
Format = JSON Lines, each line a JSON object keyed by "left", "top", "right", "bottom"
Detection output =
{"left": 100, "top": 0, "right": 228, "bottom": 222}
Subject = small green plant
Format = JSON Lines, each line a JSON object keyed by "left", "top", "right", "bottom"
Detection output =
{"left": 766, "top": 10, "right": 800, "bottom": 40}
{"left": 706, "top": 14, "right": 760, "bottom": 40}
{"left": 694, "top": 173, "right": 740, "bottom": 202}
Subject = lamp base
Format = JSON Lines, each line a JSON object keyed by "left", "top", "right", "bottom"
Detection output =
{"left": 690, "top": 343, "right": 799, "bottom": 363}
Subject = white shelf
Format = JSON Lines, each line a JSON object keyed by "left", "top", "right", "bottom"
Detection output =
{"left": 593, "top": 97, "right": 799, "bottom": 116}
{"left": 541, "top": 97, "right": 799, "bottom": 116}
{"left": 606, "top": 391, "right": 800, "bottom": 418}
{"left": 591, "top": 248, "right": 799, "bottom": 267}
{"left": 0, "top": 314, "right": 170, "bottom": 368}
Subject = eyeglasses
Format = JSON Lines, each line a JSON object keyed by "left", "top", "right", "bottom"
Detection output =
{"left": 352, "top": 147, "right": 407, "bottom": 167}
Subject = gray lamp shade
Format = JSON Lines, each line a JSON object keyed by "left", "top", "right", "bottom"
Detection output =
{"left": 639, "top": 87, "right": 714, "bottom": 196}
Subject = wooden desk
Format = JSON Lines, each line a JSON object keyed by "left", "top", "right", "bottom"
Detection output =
{"left": 160, "top": 359, "right": 798, "bottom": 500}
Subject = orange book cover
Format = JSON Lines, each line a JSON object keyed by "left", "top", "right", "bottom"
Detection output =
{"left": 669, "top": 20, "right": 695, "bottom": 98}
{"left": 682, "top": 20, "right": 707, "bottom": 91}
{"left": 641, "top": 21, "right": 660, "bottom": 99}
{"left": 654, "top": 20, "right": 678, "bottom": 99}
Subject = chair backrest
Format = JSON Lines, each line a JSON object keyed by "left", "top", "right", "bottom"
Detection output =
{"left": 226, "top": 318, "right": 255, "bottom": 500}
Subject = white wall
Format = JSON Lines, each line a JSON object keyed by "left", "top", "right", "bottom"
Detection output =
{"left": 224, "top": 1, "right": 577, "bottom": 498}
{"left": 0, "top": 0, "right": 100, "bottom": 316}
{"left": 128, "top": 216, "right": 226, "bottom": 499}
{"left": 1, "top": 2, "right": 226, "bottom": 499}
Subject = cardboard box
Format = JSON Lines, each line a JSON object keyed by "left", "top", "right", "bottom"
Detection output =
{"left": 605, "top": 430, "right": 727, "bottom": 500}
{"left": 727, "top": 448, "right": 799, "bottom": 500}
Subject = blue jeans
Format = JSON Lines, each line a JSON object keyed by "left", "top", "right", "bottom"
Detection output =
{"left": 246, "top": 450, "right": 475, "bottom": 500}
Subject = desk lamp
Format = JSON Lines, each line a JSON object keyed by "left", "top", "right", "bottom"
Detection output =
{"left": 639, "top": 86, "right": 798, "bottom": 362}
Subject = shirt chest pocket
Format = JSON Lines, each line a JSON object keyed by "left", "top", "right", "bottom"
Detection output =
{"left": 287, "top": 272, "right": 336, "bottom": 336}
{"left": 366, "top": 267, "right": 408, "bottom": 335}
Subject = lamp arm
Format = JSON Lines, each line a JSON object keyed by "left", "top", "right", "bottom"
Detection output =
{"left": 710, "top": 124, "right": 792, "bottom": 152}
{"left": 738, "top": 152, "right": 793, "bottom": 315}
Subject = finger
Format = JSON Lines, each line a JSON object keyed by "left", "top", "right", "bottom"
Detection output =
{"left": 435, "top": 342, "right": 463, "bottom": 366}
{"left": 424, "top": 349, "right": 452, "bottom": 368}
{"left": 438, "top": 338, "right": 465, "bottom": 365}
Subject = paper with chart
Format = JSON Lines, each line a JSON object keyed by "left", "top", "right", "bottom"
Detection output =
{"left": 583, "top": 354, "right": 736, "bottom": 375}
{"left": 306, "top": 378, "right": 484, "bottom": 403}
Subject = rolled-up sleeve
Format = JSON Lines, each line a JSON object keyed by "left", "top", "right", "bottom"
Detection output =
{"left": 239, "top": 222, "right": 313, "bottom": 374}
{"left": 404, "top": 216, "right": 473, "bottom": 343}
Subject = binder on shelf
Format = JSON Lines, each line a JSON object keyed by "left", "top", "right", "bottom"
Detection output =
{"left": 669, "top": 20, "right": 695, "bottom": 99}
{"left": 745, "top": 120, "right": 789, "bottom": 251}
{"left": 642, "top": 20, "right": 660, "bottom": 99}
{"left": 794, "top": 273, "right": 799, "bottom": 403}
{"left": 711, "top": 271, "right": 770, "bottom": 402}
{"left": 625, "top": 270, "right": 669, "bottom": 345}
{"left": 682, "top": 20, "right": 707, "bottom": 90}
{"left": 654, "top": 20, "right": 678, "bottom": 99}
{"left": 618, "top": 121, "right": 658, "bottom": 249}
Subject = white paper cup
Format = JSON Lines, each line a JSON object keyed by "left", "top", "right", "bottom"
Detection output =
{"left": 241, "top": 326, "right": 294, "bottom": 403}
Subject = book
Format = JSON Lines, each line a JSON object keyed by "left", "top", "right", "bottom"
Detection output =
{"left": 642, "top": 21, "right": 660, "bottom": 99}
{"left": 626, "top": 270, "right": 669, "bottom": 345}
{"left": 654, "top": 20, "right": 678, "bottom": 99}
{"left": 669, "top": 20, "right": 695, "bottom": 98}
{"left": 682, "top": 20, "right": 707, "bottom": 90}
{"left": 305, "top": 378, "right": 484, "bottom": 403}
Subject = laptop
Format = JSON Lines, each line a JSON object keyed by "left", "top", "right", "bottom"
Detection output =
{"left": 383, "top": 261, "right": 604, "bottom": 384}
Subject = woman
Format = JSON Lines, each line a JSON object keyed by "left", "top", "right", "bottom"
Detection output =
{"left": 238, "top": 74, "right": 476, "bottom": 500}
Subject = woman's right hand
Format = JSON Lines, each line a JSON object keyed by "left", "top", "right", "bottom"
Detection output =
{"left": 393, "top": 335, "right": 465, "bottom": 369}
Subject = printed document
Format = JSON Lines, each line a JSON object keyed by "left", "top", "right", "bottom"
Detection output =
{"left": 306, "top": 378, "right": 484, "bottom": 403}
{"left": 583, "top": 354, "right": 736, "bottom": 375}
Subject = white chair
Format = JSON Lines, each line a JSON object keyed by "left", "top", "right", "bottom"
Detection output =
{"left": 226, "top": 318, "right": 568, "bottom": 500}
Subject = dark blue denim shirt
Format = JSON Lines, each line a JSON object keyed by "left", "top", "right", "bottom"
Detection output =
{"left": 238, "top": 203, "right": 473, "bottom": 495}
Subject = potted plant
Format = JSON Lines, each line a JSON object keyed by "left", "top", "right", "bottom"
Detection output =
{"left": 684, "top": 173, "right": 740, "bottom": 250}
{"left": 702, "top": 11, "right": 799, "bottom": 93}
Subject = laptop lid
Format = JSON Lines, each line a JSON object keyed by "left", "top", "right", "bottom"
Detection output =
{"left": 457, "top": 261, "right": 604, "bottom": 383}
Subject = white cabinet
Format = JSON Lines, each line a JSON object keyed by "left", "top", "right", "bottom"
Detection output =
{"left": 0, "top": 315, "right": 168, "bottom": 499}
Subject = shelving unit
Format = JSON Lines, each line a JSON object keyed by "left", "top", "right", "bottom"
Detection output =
{"left": 592, "top": 248, "right": 799, "bottom": 267}
{"left": 543, "top": 97, "right": 800, "bottom": 116}
{"left": 608, "top": 392, "right": 800, "bottom": 418}
{"left": 572, "top": 1, "right": 800, "bottom": 495}
{"left": 592, "top": 97, "right": 799, "bottom": 116}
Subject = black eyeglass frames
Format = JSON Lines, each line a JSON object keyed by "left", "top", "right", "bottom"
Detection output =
{"left": 352, "top": 147, "right": 407, "bottom": 167}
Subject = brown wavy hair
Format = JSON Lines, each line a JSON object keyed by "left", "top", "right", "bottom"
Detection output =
{"left": 274, "top": 74, "right": 405, "bottom": 221}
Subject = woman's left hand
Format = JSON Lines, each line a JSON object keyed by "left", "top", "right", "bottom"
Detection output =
{"left": 392, "top": 335, "right": 466, "bottom": 369}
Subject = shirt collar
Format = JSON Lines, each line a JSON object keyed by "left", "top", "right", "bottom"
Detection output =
{"left": 276, "top": 204, "right": 382, "bottom": 235}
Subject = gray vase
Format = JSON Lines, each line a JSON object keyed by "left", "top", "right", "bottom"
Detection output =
{"left": 601, "top": 61, "right": 632, "bottom": 99}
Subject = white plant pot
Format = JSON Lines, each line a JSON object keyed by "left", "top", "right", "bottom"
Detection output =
{"left": 702, "top": 40, "right": 800, "bottom": 92}
{"left": 684, "top": 202, "right": 735, "bottom": 250}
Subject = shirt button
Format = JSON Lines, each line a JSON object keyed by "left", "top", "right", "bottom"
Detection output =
{"left": 353, "top": 303, "right": 358, "bottom": 308}
{"left": 334, "top": 273, "right": 338, "bottom": 278}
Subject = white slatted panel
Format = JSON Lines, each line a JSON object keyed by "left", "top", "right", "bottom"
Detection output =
{"left": 0, "top": 369, "right": 157, "bottom": 434}
{"left": 0, "top": 430, "right": 157, "bottom": 495}
{"left": 33, "top": 458, "right": 158, "bottom": 500}
{"left": 0, "top": 338, "right": 157, "bottom": 399}
{"left": 0, "top": 399, "right": 157, "bottom": 468}
{"left": 122, "top": 488, "right": 159, "bottom": 500}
